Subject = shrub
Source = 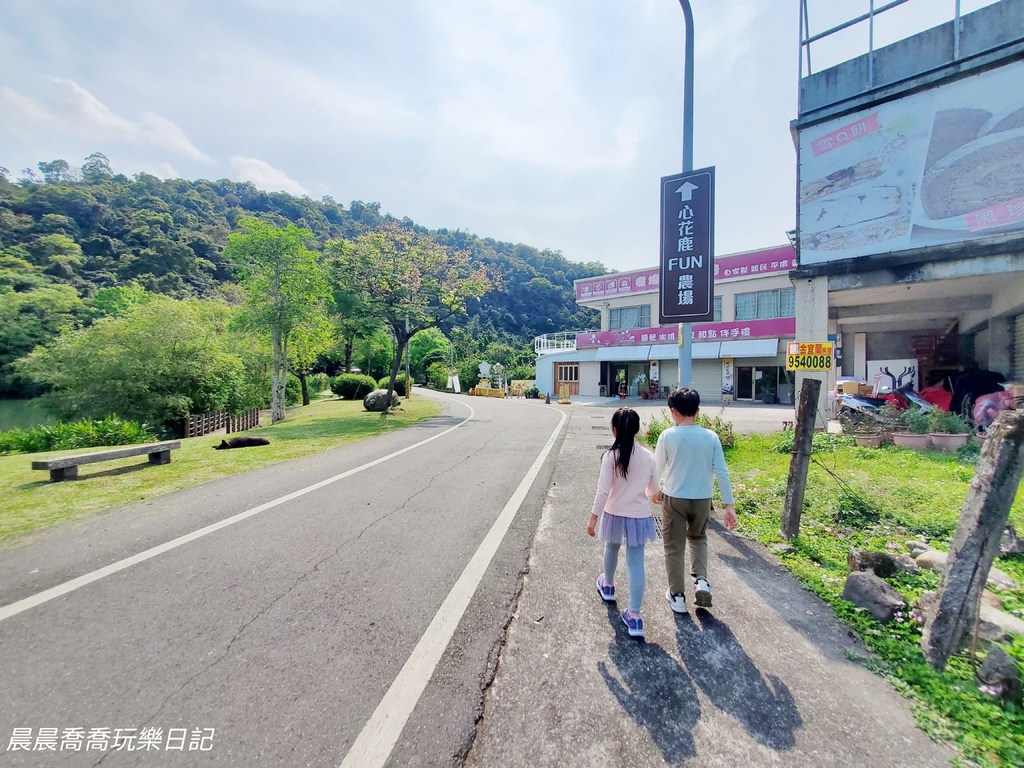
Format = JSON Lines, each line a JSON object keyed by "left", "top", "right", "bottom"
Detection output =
{"left": 508, "top": 364, "right": 536, "bottom": 380}
{"left": 0, "top": 415, "right": 154, "bottom": 455}
{"left": 308, "top": 373, "right": 331, "bottom": 395}
{"left": 926, "top": 408, "right": 971, "bottom": 434}
{"left": 901, "top": 406, "right": 931, "bottom": 435}
{"left": 773, "top": 429, "right": 852, "bottom": 454}
{"left": 641, "top": 409, "right": 735, "bottom": 448}
{"left": 457, "top": 359, "right": 482, "bottom": 390}
{"left": 330, "top": 373, "right": 378, "bottom": 400}
{"left": 285, "top": 374, "right": 301, "bottom": 406}
{"left": 523, "top": 385, "right": 540, "bottom": 399}
{"left": 426, "top": 362, "right": 450, "bottom": 390}
{"left": 377, "top": 373, "right": 410, "bottom": 396}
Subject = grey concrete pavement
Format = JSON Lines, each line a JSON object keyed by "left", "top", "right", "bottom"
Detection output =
{"left": 570, "top": 395, "right": 796, "bottom": 435}
{"left": 467, "top": 402, "right": 955, "bottom": 767}
{"left": 0, "top": 393, "right": 564, "bottom": 767}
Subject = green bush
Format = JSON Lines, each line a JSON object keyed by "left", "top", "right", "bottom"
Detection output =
{"left": 901, "top": 406, "right": 931, "bottom": 435}
{"left": 926, "top": 408, "right": 971, "bottom": 434}
{"left": 0, "top": 415, "right": 154, "bottom": 455}
{"left": 426, "top": 362, "right": 450, "bottom": 390}
{"left": 330, "top": 373, "right": 378, "bottom": 400}
{"left": 773, "top": 429, "right": 852, "bottom": 454}
{"left": 308, "top": 373, "right": 331, "bottom": 395}
{"left": 642, "top": 408, "right": 736, "bottom": 449}
{"left": 523, "top": 385, "right": 540, "bottom": 399}
{"left": 456, "top": 359, "right": 482, "bottom": 390}
{"left": 285, "top": 374, "right": 301, "bottom": 406}
{"left": 377, "top": 373, "right": 410, "bottom": 396}
{"left": 508, "top": 364, "right": 536, "bottom": 380}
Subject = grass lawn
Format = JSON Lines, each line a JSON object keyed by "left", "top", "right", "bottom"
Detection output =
{"left": 0, "top": 395, "right": 440, "bottom": 542}
{"left": 724, "top": 431, "right": 1024, "bottom": 767}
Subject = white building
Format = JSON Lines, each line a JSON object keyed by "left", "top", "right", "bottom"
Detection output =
{"left": 535, "top": 244, "right": 799, "bottom": 403}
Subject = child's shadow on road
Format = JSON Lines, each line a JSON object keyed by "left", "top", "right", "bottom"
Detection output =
{"left": 597, "top": 605, "right": 700, "bottom": 764}
{"left": 677, "top": 610, "right": 802, "bottom": 751}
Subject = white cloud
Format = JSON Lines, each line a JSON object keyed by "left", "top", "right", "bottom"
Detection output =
{"left": 0, "top": 78, "right": 213, "bottom": 163}
{"left": 230, "top": 156, "right": 306, "bottom": 196}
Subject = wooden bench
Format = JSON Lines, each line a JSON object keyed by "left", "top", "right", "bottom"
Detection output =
{"left": 31, "top": 441, "right": 182, "bottom": 482}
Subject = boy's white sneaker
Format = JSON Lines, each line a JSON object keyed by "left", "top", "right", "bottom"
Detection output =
{"left": 694, "top": 577, "right": 713, "bottom": 608}
{"left": 666, "top": 589, "right": 688, "bottom": 614}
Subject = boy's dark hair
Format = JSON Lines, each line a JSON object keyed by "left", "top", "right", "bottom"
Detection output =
{"left": 607, "top": 407, "right": 641, "bottom": 478}
{"left": 668, "top": 387, "right": 700, "bottom": 417}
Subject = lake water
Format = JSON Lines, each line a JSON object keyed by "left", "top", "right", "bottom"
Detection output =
{"left": 0, "top": 399, "right": 55, "bottom": 431}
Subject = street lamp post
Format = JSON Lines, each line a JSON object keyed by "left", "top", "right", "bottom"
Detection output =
{"left": 676, "top": 0, "right": 696, "bottom": 388}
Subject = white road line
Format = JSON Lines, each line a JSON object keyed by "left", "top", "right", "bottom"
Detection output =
{"left": 0, "top": 399, "right": 477, "bottom": 623}
{"left": 339, "top": 405, "right": 568, "bottom": 768}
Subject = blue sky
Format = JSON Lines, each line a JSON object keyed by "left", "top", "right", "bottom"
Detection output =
{"left": 0, "top": 0, "right": 998, "bottom": 272}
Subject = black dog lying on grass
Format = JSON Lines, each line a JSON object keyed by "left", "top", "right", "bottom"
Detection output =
{"left": 214, "top": 437, "right": 271, "bottom": 450}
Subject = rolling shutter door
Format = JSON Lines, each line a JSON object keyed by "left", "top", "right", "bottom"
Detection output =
{"left": 1015, "top": 315, "right": 1024, "bottom": 381}
{"left": 973, "top": 329, "right": 989, "bottom": 369}
{"left": 692, "top": 360, "right": 722, "bottom": 401}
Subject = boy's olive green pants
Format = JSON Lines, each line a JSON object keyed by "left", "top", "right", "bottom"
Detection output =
{"left": 661, "top": 495, "right": 712, "bottom": 595}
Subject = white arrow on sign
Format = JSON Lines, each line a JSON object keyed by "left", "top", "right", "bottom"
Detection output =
{"left": 675, "top": 181, "right": 698, "bottom": 201}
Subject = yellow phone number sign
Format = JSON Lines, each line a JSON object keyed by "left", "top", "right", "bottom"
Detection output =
{"left": 786, "top": 341, "right": 834, "bottom": 371}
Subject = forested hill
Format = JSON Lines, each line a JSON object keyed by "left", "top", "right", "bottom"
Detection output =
{"left": 0, "top": 155, "right": 605, "bottom": 342}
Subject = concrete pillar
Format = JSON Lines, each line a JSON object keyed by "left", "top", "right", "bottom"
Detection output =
{"left": 854, "top": 332, "right": 867, "bottom": 383}
{"left": 988, "top": 316, "right": 1013, "bottom": 377}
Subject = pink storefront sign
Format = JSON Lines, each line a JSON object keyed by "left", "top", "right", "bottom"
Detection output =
{"left": 575, "top": 317, "right": 795, "bottom": 348}
{"left": 691, "top": 316, "right": 795, "bottom": 341}
{"left": 714, "top": 246, "right": 797, "bottom": 280}
{"left": 574, "top": 246, "right": 797, "bottom": 301}
{"left": 575, "top": 326, "right": 678, "bottom": 348}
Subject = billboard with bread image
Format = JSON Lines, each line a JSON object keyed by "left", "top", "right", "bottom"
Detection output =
{"left": 799, "top": 60, "right": 1024, "bottom": 264}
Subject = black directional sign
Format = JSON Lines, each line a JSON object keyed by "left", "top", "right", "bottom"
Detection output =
{"left": 659, "top": 166, "right": 715, "bottom": 324}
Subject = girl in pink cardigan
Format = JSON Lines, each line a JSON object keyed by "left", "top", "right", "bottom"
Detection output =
{"left": 587, "top": 408, "right": 659, "bottom": 638}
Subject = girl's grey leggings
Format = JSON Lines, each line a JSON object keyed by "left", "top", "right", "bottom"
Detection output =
{"left": 603, "top": 542, "right": 645, "bottom": 613}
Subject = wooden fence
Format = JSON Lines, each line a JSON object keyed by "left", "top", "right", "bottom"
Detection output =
{"left": 183, "top": 408, "right": 260, "bottom": 438}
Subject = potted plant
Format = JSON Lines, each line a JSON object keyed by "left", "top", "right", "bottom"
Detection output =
{"left": 891, "top": 406, "right": 931, "bottom": 449}
{"left": 759, "top": 376, "right": 777, "bottom": 404}
{"left": 927, "top": 408, "right": 971, "bottom": 451}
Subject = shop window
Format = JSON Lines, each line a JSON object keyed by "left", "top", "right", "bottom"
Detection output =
{"left": 609, "top": 305, "right": 651, "bottom": 330}
{"left": 735, "top": 288, "right": 796, "bottom": 320}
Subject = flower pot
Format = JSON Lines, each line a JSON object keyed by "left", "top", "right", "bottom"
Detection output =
{"left": 853, "top": 433, "right": 883, "bottom": 448}
{"left": 892, "top": 432, "right": 931, "bottom": 450}
{"left": 929, "top": 432, "right": 969, "bottom": 451}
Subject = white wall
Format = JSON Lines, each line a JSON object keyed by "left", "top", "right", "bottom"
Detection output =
{"left": 580, "top": 362, "right": 601, "bottom": 397}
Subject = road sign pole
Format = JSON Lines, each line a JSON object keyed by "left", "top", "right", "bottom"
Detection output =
{"left": 678, "top": 0, "right": 694, "bottom": 388}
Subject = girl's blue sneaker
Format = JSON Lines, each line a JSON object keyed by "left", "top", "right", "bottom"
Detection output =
{"left": 596, "top": 574, "right": 616, "bottom": 602}
{"left": 621, "top": 610, "right": 644, "bottom": 638}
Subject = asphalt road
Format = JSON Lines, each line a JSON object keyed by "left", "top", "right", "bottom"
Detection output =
{"left": 0, "top": 391, "right": 566, "bottom": 767}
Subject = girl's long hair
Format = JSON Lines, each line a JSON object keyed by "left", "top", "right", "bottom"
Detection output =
{"left": 606, "top": 408, "right": 641, "bottom": 478}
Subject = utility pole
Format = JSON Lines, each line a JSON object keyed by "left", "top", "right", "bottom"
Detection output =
{"left": 677, "top": 0, "right": 695, "bottom": 387}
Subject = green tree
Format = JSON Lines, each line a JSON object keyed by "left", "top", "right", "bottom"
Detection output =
{"left": 224, "top": 218, "right": 329, "bottom": 423}
{"left": 17, "top": 296, "right": 244, "bottom": 430}
{"left": 88, "top": 283, "right": 153, "bottom": 318}
{"left": 289, "top": 308, "right": 335, "bottom": 405}
{"left": 0, "top": 284, "right": 86, "bottom": 396}
{"left": 408, "top": 327, "right": 450, "bottom": 381}
{"left": 327, "top": 223, "right": 492, "bottom": 412}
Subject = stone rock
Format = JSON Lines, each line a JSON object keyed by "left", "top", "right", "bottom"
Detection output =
{"left": 894, "top": 554, "right": 919, "bottom": 574}
{"left": 771, "top": 543, "right": 796, "bottom": 555}
{"left": 915, "top": 549, "right": 948, "bottom": 572}
{"left": 981, "top": 589, "right": 1003, "bottom": 610}
{"left": 977, "top": 646, "right": 1023, "bottom": 704}
{"left": 913, "top": 549, "right": 1018, "bottom": 589}
{"left": 917, "top": 591, "right": 1024, "bottom": 648}
{"left": 906, "top": 540, "right": 931, "bottom": 557}
{"left": 842, "top": 571, "right": 906, "bottom": 624}
{"left": 980, "top": 603, "right": 1024, "bottom": 640}
{"left": 847, "top": 549, "right": 898, "bottom": 578}
{"left": 363, "top": 389, "right": 400, "bottom": 412}
{"left": 1001, "top": 524, "right": 1024, "bottom": 556}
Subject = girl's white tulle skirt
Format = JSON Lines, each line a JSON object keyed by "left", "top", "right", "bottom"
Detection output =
{"left": 597, "top": 512, "right": 657, "bottom": 546}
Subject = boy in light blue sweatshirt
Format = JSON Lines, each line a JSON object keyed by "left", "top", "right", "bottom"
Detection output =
{"left": 652, "top": 387, "right": 737, "bottom": 614}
